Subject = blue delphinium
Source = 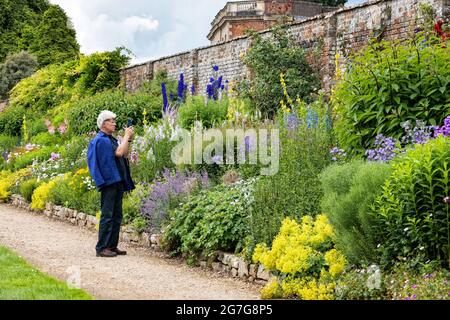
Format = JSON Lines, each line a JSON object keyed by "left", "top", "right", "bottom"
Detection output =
{"left": 161, "top": 82, "right": 168, "bottom": 112}
{"left": 190, "top": 84, "right": 196, "bottom": 95}
{"left": 206, "top": 66, "right": 226, "bottom": 101}
{"left": 306, "top": 108, "right": 319, "bottom": 129}
{"left": 177, "top": 73, "right": 188, "bottom": 103}
{"left": 285, "top": 111, "right": 299, "bottom": 132}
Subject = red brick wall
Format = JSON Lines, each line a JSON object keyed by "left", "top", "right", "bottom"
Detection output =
{"left": 230, "top": 20, "right": 277, "bottom": 38}
{"left": 121, "top": 0, "right": 448, "bottom": 95}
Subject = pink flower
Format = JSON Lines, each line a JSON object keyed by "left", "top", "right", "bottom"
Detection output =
{"left": 130, "top": 151, "right": 139, "bottom": 164}
{"left": 444, "top": 197, "right": 450, "bottom": 204}
{"left": 50, "top": 152, "right": 60, "bottom": 161}
{"left": 412, "top": 284, "right": 417, "bottom": 289}
{"left": 48, "top": 126, "right": 55, "bottom": 135}
{"left": 58, "top": 124, "right": 67, "bottom": 134}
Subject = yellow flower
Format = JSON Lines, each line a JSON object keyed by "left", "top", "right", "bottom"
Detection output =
{"left": 324, "top": 249, "right": 347, "bottom": 278}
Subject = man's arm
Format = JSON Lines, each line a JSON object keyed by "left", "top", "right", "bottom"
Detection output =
{"left": 115, "top": 126, "right": 134, "bottom": 158}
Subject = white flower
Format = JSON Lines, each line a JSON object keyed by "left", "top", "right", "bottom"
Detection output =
{"left": 404, "top": 227, "right": 409, "bottom": 232}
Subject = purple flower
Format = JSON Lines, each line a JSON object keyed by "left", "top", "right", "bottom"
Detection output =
{"left": 213, "top": 65, "right": 219, "bottom": 72}
{"left": 177, "top": 73, "right": 186, "bottom": 102}
{"left": 412, "top": 294, "right": 417, "bottom": 300}
{"left": 444, "top": 197, "right": 450, "bottom": 204}
{"left": 140, "top": 169, "right": 210, "bottom": 232}
{"left": 161, "top": 82, "right": 168, "bottom": 112}
{"left": 50, "top": 152, "right": 60, "bottom": 161}
{"left": 366, "top": 134, "right": 399, "bottom": 162}
{"left": 434, "top": 116, "right": 450, "bottom": 137}
{"left": 285, "top": 112, "right": 299, "bottom": 132}
{"left": 412, "top": 284, "right": 417, "bottom": 289}
{"left": 330, "top": 147, "right": 347, "bottom": 162}
{"left": 190, "top": 84, "right": 196, "bottom": 95}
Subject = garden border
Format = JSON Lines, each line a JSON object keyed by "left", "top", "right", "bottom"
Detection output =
{"left": 7, "top": 194, "right": 271, "bottom": 285}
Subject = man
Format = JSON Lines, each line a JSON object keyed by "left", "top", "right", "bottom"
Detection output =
{"left": 87, "top": 110, "right": 135, "bottom": 257}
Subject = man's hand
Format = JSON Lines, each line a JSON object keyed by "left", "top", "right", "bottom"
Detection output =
{"left": 124, "top": 126, "right": 134, "bottom": 142}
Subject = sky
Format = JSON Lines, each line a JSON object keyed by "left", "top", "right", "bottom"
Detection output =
{"left": 49, "top": 0, "right": 366, "bottom": 65}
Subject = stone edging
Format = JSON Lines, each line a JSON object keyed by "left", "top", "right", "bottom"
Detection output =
{"left": 9, "top": 194, "right": 270, "bottom": 285}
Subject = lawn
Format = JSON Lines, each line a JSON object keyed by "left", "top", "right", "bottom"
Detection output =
{"left": 0, "top": 246, "right": 92, "bottom": 300}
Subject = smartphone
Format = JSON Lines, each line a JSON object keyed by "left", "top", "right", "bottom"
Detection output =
{"left": 127, "top": 119, "right": 133, "bottom": 127}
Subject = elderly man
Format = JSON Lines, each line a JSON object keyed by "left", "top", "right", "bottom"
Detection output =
{"left": 87, "top": 110, "right": 136, "bottom": 258}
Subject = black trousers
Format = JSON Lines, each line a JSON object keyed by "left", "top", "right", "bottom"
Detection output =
{"left": 95, "top": 183, "right": 124, "bottom": 253}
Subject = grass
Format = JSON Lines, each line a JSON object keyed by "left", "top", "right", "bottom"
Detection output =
{"left": 0, "top": 246, "right": 93, "bottom": 300}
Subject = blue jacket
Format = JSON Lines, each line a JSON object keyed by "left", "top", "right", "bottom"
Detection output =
{"left": 87, "top": 131, "right": 135, "bottom": 192}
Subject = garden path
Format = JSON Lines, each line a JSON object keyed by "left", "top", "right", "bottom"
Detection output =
{"left": 0, "top": 204, "right": 261, "bottom": 300}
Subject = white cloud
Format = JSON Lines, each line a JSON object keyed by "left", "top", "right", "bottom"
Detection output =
{"left": 49, "top": 0, "right": 225, "bottom": 64}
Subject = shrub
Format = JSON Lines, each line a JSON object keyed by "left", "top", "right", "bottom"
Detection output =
{"left": 250, "top": 100, "right": 332, "bottom": 247}
{"left": 243, "top": 25, "right": 321, "bottom": 117}
{"left": 19, "top": 178, "right": 41, "bottom": 203}
{"left": 122, "top": 183, "right": 150, "bottom": 230}
{"left": 163, "top": 179, "right": 255, "bottom": 259}
{"left": 178, "top": 96, "right": 228, "bottom": 129}
{"left": 0, "top": 105, "right": 25, "bottom": 136}
{"left": 0, "top": 51, "right": 38, "bottom": 100}
{"left": 29, "top": 132, "right": 62, "bottom": 146}
{"left": 320, "top": 160, "right": 393, "bottom": 265}
{"left": 333, "top": 36, "right": 450, "bottom": 155}
{"left": 0, "top": 134, "right": 18, "bottom": 154}
{"left": 68, "top": 90, "right": 161, "bottom": 135}
{"left": 253, "top": 215, "right": 347, "bottom": 300}
{"left": 371, "top": 136, "right": 450, "bottom": 269}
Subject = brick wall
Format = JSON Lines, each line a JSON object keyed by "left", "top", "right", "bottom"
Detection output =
{"left": 121, "top": 0, "right": 448, "bottom": 94}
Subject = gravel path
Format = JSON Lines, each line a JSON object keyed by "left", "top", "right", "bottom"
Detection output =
{"left": 0, "top": 204, "right": 261, "bottom": 300}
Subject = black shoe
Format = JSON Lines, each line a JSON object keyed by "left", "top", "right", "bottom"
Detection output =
{"left": 96, "top": 248, "right": 117, "bottom": 257}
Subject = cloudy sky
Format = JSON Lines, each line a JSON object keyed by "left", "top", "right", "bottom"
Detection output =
{"left": 49, "top": 0, "right": 365, "bottom": 65}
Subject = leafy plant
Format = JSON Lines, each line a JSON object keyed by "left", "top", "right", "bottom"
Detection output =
{"left": 178, "top": 96, "right": 228, "bottom": 129}
{"left": 162, "top": 179, "right": 255, "bottom": 259}
{"left": 333, "top": 36, "right": 450, "bottom": 155}
{"left": 243, "top": 25, "right": 320, "bottom": 117}
{"left": 371, "top": 136, "right": 450, "bottom": 269}
{"left": 0, "top": 51, "right": 38, "bottom": 99}
{"left": 320, "top": 160, "right": 393, "bottom": 265}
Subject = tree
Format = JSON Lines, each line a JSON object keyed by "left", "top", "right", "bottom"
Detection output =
{"left": 0, "top": 51, "right": 38, "bottom": 100}
{"left": 28, "top": 5, "right": 80, "bottom": 66}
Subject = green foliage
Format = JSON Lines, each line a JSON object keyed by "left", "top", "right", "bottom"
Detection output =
{"left": 73, "top": 47, "right": 131, "bottom": 95}
{"left": 250, "top": 101, "right": 332, "bottom": 247}
{"left": 0, "top": 134, "right": 18, "bottom": 153}
{"left": 19, "top": 178, "right": 41, "bottom": 202}
{"left": 243, "top": 25, "right": 321, "bottom": 117}
{"left": 25, "top": 5, "right": 79, "bottom": 67}
{"left": 68, "top": 90, "right": 160, "bottom": 135}
{"left": 7, "top": 145, "right": 56, "bottom": 171}
{"left": 0, "top": 105, "right": 26, "bottom": 136}
{"left": 320, "top": 161, "right": 392, "bottom": 265}
{"left": 0, "top": 51, "right": 38, "bottom": 99}
{"left": 371, "top": 136, "right": 450, "bottom": 269}
{"left": 163, "top": 180, "right": 255, "bottom": 259}
{"left": 122, "top": 183, "right": 149, "bottom": 231}
{"left": 10, "top": 49, "right": 130, "bottom": 113}
{"left": 0, "top": 0, "right": 51, "bottom": 63}
{"left": 333, "top": 37, "right": 450, "bottom": 155}
{"left": 178, "top": 96, "right": 228, "bottom": 129}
